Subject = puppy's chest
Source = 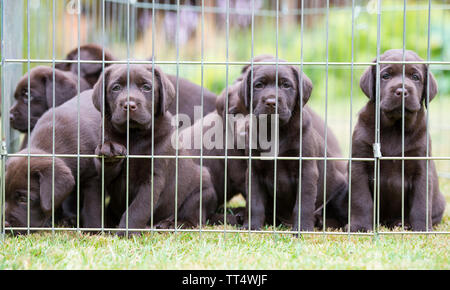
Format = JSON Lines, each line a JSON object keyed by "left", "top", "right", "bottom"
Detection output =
{"left": 255, "top": 160, "right": 299, "bottom": 194}
{"left": 379, "top": 129, "right": 426, "bottom": 157}
{"left": 379, "top": 159, "right": 416, "bottom": 196}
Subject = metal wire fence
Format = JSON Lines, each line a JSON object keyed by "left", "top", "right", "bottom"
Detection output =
{"left": 1, "top": 0, "right": 449, "bottom": 238}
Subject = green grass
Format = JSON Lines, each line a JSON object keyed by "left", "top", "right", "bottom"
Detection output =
{"left": 0, "top": 225, "right": 448, "bottom": 270}
{"left": 0, "top": 177, "right": 448, "bottom": 270}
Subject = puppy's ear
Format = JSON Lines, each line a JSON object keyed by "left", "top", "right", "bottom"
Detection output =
{"left": 44, "top": 68, "right": 79, "bottom": 109}
{"left": 216, "top": 83, "right": 246, "bottom": 119}
{"left": 55, "top": 62, "right": 70, "bottom": 71}
{"left": 153, "top": 66, "right": 175, "bottom": 117}
{"left": 238, "top": 67, "right": 254, "bottom": 111}
{"left": 360, "top": 58, "right": 377, "bottom": 101}
{"left": 63, "top": 45, "right": 116, "bottom": 87}
{"left": 78, "top": 49, "right": 115, "bottom": 78}
{"left": 291, "top": 66, "right": 313, "bottom": 107}
{"left": 34, "top": 157, "right": 75, "bottom": 216}
{"left": 422, "top": 66, "right": 438, "bottom": 107}
{"left": 91, "top": 66, "right": 111, "bottom": 113}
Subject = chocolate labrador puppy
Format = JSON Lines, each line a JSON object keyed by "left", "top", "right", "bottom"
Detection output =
{"left": 55, "top": 43, "right": 116, "bottom": 87}
{"left": 238, "top": 57, "right": 348, "bottom": 231}
{"left": 349, "top": 49, "right": 446, "bottom": 232}
{"left": 179, "top": 81, "right": 248, "bottom": 225}
{"left": 92, "top": 64, "right": 217, "bottom": 234}
{"left": 4, "top": 90, "right": 102, "bottom": 233}
{"left": 166, "top": 74, "right": 217, "bottom": 123}
{"left": 9, "top": 66, "right": 90, "bottom": 135}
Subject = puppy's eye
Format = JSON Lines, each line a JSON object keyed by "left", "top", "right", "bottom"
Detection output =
{"left": 411, "top": 74, "right": 420, "bottom": 81}
{"left": 280, "top": 82, "right": 291, "bottom": 89}
{"left": 111, "top": 84, "right": 122, "bottom": 92}
{"left": 141, "top": 84, "right": 153, "bottom": 92}
{"left": 254, "top": 82, "right": 264, "bottom": 89}
{"left": 382, "top": 73, "right": 391, "bottom": 80}
{"left": 15, "top": 192, "right": 28, "bottom": 204}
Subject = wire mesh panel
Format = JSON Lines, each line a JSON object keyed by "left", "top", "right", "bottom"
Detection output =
{"left": 1, "top": 0, "right": 449, "bottom": 238}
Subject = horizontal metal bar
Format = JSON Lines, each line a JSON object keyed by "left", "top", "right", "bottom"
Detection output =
{"left": 379, "top": 156, "right": 450, "bottom": 161}
{"left": 5, "top": 58, "right": 450, "bottom": 66}
{"left": 5, "top": 153, "right": 450, "bottom": 161}
{"left": 104, "top": 0, "right": 450, "bottom": 17}
{"left": 1, "top": 153, "right": 373, "bottom": 161}
{"left": 3, "top": 226, "right": 449, "bottom": 236}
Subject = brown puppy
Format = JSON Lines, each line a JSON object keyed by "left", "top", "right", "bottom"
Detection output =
{"left": 349, "top": 49, "right": 445, "bottom": 232}
{"left": 4, "top": 90, "right": 102, "bottom": 233}
{"left": 238, "top": 57, "right": 348, "bottom": 231}
{"left": 92, "top": 64, "right": 217, "bottom": 234}
{"left": 166, "top": 74, "right": 218, "bottom": 123}
{"left": 179, "top": 81, "right": 248, "bottom": 225}
{"left": 55, "top": 43, "right": 116, "bottom": 87}
{"left": 9, "top": 66, "right": 90, "bottom": 134}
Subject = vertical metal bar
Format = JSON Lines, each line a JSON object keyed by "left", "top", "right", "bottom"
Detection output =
{"left": 272, "top": 0, "right": 279, "bottom": 236}
{"left": 296, "top": 0, "right": 305, "bottom": 236}
{"left": 76, "top": 0, "right": 81, "bottom": 232}
{"left": 247, "top": 0, "right": 255, "bottom": 235}
{"left": 322, "top": 0, "right": 330, "bottom": 233}
{"left": 174, "top": 0, "right": 180, "bottom": 233}
{"left": 101, "top": 0, "right": 106, "bottom": 233}
{"left": 130, "top": 1, "right": 136, "bottom": 58}
{"left": 150, "top": 0, "right": 156, "bottom": 234}
{"left": 27, "top": 0, "right": 31, "bottom": 235}
{"left": 0, "top": 0, "right": 5, "bottom": 238}
{"left": 223, "top": 0, "right": 229, "bottom": 237}
{"left": 425, "top": 0, "right": 432, "bottom": 232}
{"left": 199, "top": 0, "right": 205, "bottom": 236}
{"left": 126, "top": 0, "right": 130, "bottom": 237}
{"left": 401, "top": 0, "right": 407, "bottom": 232}
{"left": 374, "top": 0, "right": 382, "bottom": 237}
{"left": 347, "top": 0, "right": 356, "bottom": 236}
{"left": 52, "top": 0, "right": 57, "bottom": 234}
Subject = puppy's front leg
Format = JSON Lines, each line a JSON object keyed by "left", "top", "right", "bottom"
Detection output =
{"left": 292, "top": 159, "right": 318, "bottom": 232}
{"left": 94, "top": 141, "right": 126, "bottom": 185}
{"left": 409, "top": 163, "right": 433, "bottom": 231}
{"left": 242, "top": 167, "right": 267, "bottom": 230}
{"left": 349, "top": 161, "right": 374, "bottom": 232}
{"left": 117, "top": 173, "right": 166, "bottom": 236}
{"left": 80, "top": 176, "right": 103, "bottom": 230}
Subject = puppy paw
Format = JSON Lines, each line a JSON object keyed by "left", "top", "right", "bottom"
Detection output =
{"left": 241, "top": 222, "right": 263, "bottom": 231}
{"left": 115, "top": 230, "right": 143, "bottom": 237}
{"left": 344, "top": 223, "right": 373, "bottom": 233}
{"left": 95, "top": 141, "right": 127, "bottom": 163}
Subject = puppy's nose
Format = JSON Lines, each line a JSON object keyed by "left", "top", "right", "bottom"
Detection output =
{"left": 264, "top": 98, "right": 277, "bottom": 109}
{"left": 395, "top": 88, "right": 409, "bottom": 98}
{"left": 9, "top": 113, "right": 15, "bottom": 122}
{"left": 122, "top": 101, "right": 138, "bottom": 111}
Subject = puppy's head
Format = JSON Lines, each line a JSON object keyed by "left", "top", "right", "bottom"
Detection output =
{"left": 360, "top": 49, "right": 438, "bottom": 122}
{"left": 10, "top": 66, "right": 81, "bottom": 133}
{"left": 4, "top": 152, "right": 75, "bottom": 231}
{"left": 56, "top": 44, "right": 116, "bottom": 87}
{"left": 238, "top": 56, "right": 313, "bottom": 125}
{"left": 92, "top": 64, "right": 175, "bottom": 133}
